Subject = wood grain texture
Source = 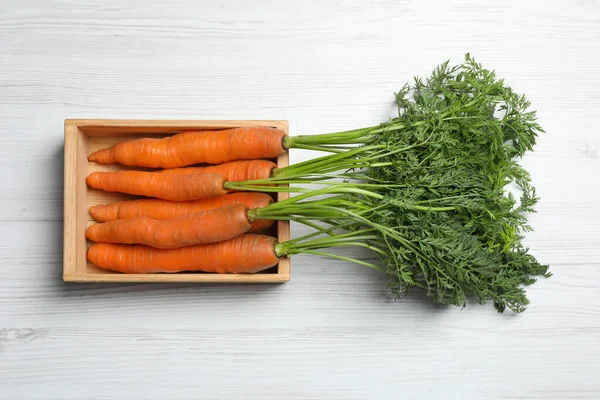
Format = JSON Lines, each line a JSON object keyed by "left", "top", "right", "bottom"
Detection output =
{"left": 1, "top": 0, "right": 599, "bottom": 398}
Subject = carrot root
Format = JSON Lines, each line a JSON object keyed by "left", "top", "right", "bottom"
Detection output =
{"left": 87, "top": 234, "right": 280, "bottom": 274}
{"left": 87, "top": 127, "right": 287, "bottom": 168}
{"left": 88, "top": 192, "right": 275, "bottom": 232}
{"left": 86, "top": 170, "right": 227, "bottom": 201}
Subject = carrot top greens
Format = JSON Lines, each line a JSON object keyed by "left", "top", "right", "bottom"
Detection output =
{"left": 226, "top": 54, "right": 550, "bottom": 313}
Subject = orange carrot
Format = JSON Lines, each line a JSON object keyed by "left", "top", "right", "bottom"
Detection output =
{"left": 89, "top": 192, "right": 274, "bottom": 232}
{"left": 159, "top": 160, "right": 276, "bottom": 182}
{"left": 86, "top": 204, "right": 252, "bottom": 248}
{"left": 87, "top": 234, "right": 280, "bottom": 274}
{"left": 86, "top": 171, "right": 227, "bottom": 201}
{"left": 88, "top": 126, "right": 287, "bottom": 168}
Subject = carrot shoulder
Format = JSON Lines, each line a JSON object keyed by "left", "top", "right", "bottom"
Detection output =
{"left": 88, "top": 126, "right": 287, "bottom": 168}
{"left": 86, "top": 170, "right": 227, "bottom": 201}
{"left": 89, "top": 192, "right": 275, "bottom": 232}
{"left": 86, "top": 204, "right": 252, "bottom": 248}
{"left": 87, "top": 234, "right": 280, "bottom": 274}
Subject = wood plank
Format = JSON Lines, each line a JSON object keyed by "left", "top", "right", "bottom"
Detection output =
{"left": 70, "top": 119, "right": 289, "bottom": 135}
{"left": 0, "top": 325, "right": 598, "bottom": 399}
{"left": 75, "top": 127, "right": 89, "bottom": 276}
{"left": 62, "top": 124, "right": 78, "bottom": 277}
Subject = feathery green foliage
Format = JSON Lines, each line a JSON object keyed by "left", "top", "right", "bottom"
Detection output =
{"left": 229, "top": 54, "right": 550, "bottom": 313}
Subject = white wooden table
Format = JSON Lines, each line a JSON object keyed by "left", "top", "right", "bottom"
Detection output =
{"left": 1, "top": 1, "right": 599, "bottom": 398}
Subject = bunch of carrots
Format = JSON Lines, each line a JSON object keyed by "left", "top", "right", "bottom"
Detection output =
{"left": 85, "top": 54, "right": 551, "bottom": 313}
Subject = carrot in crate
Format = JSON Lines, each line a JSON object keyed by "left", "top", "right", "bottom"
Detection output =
{"left": 86, "top": 171, "right": 227, "bottom": 201}
{"left": 88, "top": 126, "right": 287, "bottom": 168}
{"left": 89, "top": 192, "right": 275, "bottom": 232}
{"left": 87, "top": 234, "right": 281, "bottom": 274}
{"left": 85, "top": 158, "right": 282, "bottom": 201}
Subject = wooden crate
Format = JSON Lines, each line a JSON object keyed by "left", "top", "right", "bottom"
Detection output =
{"left": 63, "top": 119, "right": 290, "bottom": 283}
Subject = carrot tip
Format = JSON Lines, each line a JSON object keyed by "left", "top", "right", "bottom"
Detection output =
{"left": 88, "top": 149, "right": 115, "bottom": 164}
{"left": 89, "top": 206, "right": 100, "bottom": 221}
{"left": 85, "top": 173, "right": 98, "bottom": 187}
{"left": 84, "top": 225, "right": 94, "bottom": 240}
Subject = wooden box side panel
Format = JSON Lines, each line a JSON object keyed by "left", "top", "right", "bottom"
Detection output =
{"left": 63, "top": 124, "right": 90, "bottom": 278}
{"left": 63, "top": 125, "right": 78, "bottom": 277}
{"left": 68, "top": 119, "right": 289, "bottom": 136}
{"left": 75, "top": 129, "right": 90, "bottom": 274}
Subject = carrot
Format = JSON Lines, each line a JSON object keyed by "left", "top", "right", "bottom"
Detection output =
{"left": 89, "top": 192, "right": 274, "bottom": 232}
{"left": 86, "top": 170, "right": 227, "bottom": 201}
{"left": 87, "top": 234, "right": 279, "bottom": 274}
{"left": 87, "top": 126, "right": 287, "bottom": 168}
{"left": 86, "top": 204, "right": 252, "bottom": 248}
{"left": 159, "top": 160, "right": 277, "bottom": 183}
